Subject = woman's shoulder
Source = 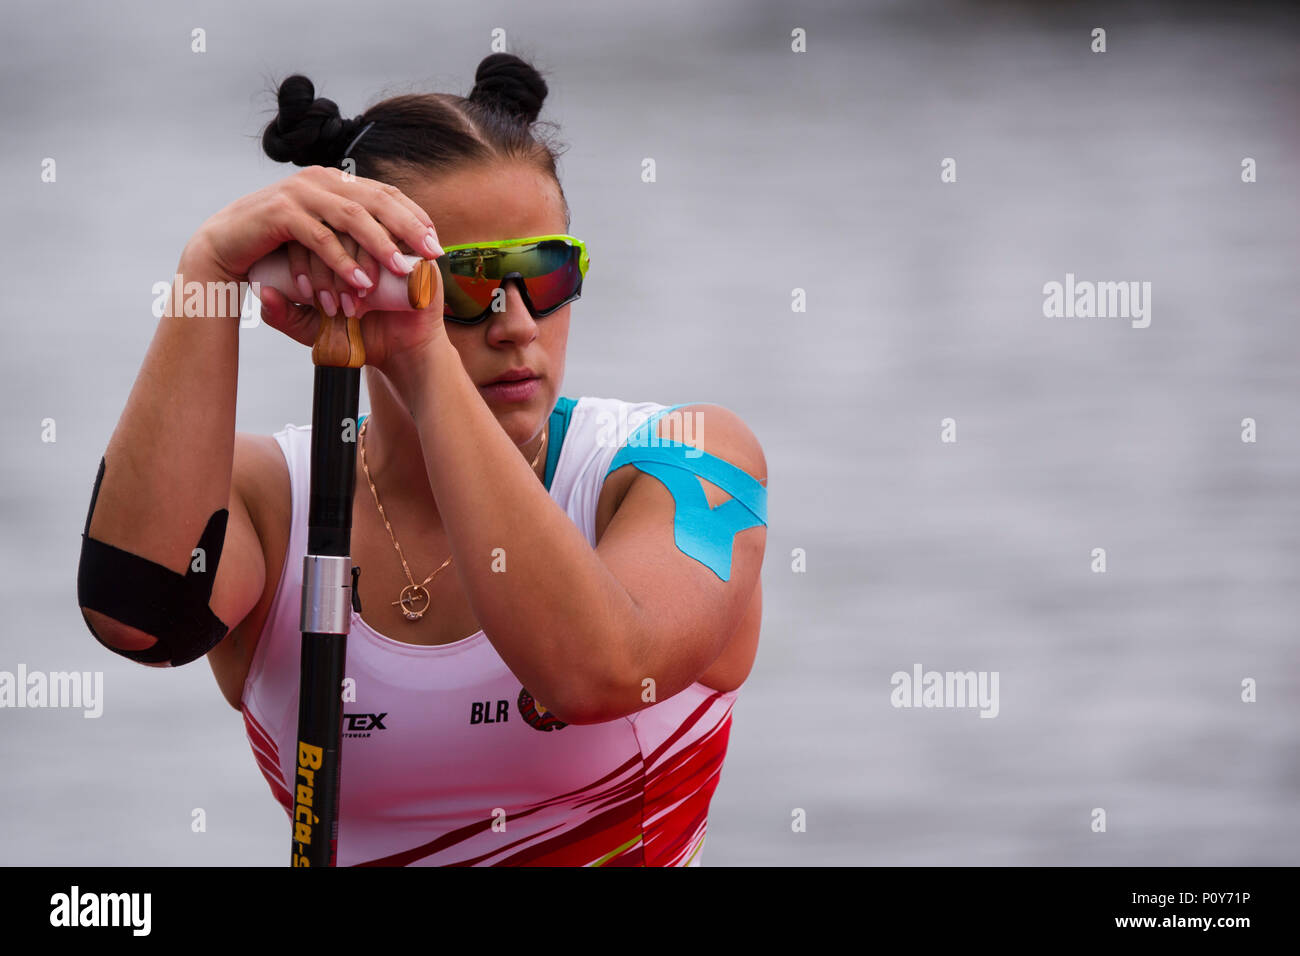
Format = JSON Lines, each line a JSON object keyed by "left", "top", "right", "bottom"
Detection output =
{"left": 568, "top": 396, "right": 765, "bottom": 483}
{"left": 233, "top": 427, "right": 297, "bottom": 499}
{"left": 564, "top": 395, "right": 667, "bottom": 439}
{"left": 567, "top": 394, "right": 760, "bottom": 443}
{"left": 228, "top": 426, "right": 299, "bottom": 599}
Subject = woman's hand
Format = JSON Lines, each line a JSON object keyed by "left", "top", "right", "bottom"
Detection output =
{"left": 184, "top": 164, "right": 443, "bottom": 291}
{"left": 258, "top": 233, "right": 450, "bottom": 406}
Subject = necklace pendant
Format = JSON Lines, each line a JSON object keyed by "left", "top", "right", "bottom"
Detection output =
{"left": 393, "top": 583, "right": 431, "bottom": 621}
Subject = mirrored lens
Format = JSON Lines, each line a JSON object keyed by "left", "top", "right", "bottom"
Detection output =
{"left": 439, "top": 240, "right": 582, "bottom": 320}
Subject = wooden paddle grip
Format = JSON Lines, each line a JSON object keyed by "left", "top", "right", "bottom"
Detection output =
{"left": 245, "top": 245, "right": 440, "bottom": 367}
{"left": 310, "top": 259, "right": 437, "bottom": 367}
{"left": 311, "top": 309, "right": 365, "bottom": 368}
{"left": 407, "top": 258, "right": 437, "bottom": 310}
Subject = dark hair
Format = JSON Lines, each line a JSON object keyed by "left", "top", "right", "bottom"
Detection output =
{"left": 260, "top": 53, "right": 570, "bottom": 227}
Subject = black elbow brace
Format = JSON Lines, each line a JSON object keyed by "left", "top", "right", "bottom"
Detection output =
{"left": 77, "top": 456, "right": 231, "bottom": 667}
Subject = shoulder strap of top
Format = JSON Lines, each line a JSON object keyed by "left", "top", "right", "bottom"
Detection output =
{"left": 544, "top": 396, "right": 577, "bottom": 491}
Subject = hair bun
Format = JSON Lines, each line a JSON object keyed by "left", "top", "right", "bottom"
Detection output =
{"left": 470, "top": 53, "right": 547, "bottom": 124}
{"left": 262, "top": 74, "right": 357, "bottom": 167}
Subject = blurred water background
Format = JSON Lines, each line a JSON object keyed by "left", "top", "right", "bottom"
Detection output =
{"left": 1, "top": 0, "right": 1297, "bottom": 865}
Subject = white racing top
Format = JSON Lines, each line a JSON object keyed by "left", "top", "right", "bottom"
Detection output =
{"left": 240, "top": 395, "right": 741, "bottom": 866}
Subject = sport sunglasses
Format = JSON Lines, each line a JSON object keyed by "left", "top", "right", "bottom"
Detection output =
{"left": 434, "top": 234, "right": 590, "bottom": 324}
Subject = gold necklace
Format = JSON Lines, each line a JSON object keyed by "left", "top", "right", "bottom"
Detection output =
{"left": 359, "top": 417, "right": 547, "bottom": 621}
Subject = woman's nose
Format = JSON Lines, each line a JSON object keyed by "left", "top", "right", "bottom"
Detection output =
{"left": 485, "top": 278, "right": 539, "bottom": 341}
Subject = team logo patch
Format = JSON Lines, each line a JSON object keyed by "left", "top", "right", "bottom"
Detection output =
{"left": 342, "top": 713, "right": 387, "bottom": 738}
{"left": 517, "top": 687, "right": 567, "bottom": 732}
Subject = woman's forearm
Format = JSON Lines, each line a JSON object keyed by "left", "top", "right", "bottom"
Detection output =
{"left": 405, "top": 338, "right": 645, "bottom": 722}
{"left": 82, "top": 240, "right": 245, "bottom": 641}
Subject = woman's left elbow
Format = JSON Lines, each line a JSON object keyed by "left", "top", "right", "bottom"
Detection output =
{"left": 550, "top": 694, "right": 625, "bottom": 726}
{"left": 552, "top": 659, "right": 644, "bottom": 725}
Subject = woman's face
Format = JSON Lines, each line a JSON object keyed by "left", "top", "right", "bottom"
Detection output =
{"left": 391, "top": 161, "right": 572, "bottom": 447}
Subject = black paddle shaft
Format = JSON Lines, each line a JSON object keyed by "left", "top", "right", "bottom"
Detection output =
{"left": 292, "top": 365, "right": 361, "bottom": 867}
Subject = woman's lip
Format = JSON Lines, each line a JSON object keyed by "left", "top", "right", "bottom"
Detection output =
{"left": 485, "top": 373, "right": 537, "bottom": 385}
{"left": 479, "top": 376, "right": 541, "bottom": 401}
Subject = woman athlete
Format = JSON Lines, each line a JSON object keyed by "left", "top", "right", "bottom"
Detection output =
{"left": 77, "top": 53, "right": 768, "bottom": 866}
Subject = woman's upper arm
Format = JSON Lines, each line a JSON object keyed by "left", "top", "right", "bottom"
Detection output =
{"left": 203, "top": 433, "right": 281, "bottom": 678}
{"left": 592, "top": 403, "right": 767, "bottom": 713}
{"left": 206, "top": 437, "right": 269, "bottom": 649}
{"left": 207, "top": 432, "right": 296, "bottom": 712}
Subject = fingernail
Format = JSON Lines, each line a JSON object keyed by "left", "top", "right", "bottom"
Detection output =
{"left": 391, "top": 251, "right": 415, "bottom": 275}
{"left": 423, "top": 231, "right": 444, "bottom": 258}
{"left": 352, "top": 268, "right": 373, "bottom": 289}
{"left": 340, "top": 292, "right": 356, "bottom": 317}
{"left": 295, "top": 274, "right": 312, "bottom": 301}
{"left": 318, "top": 290, "right": 337, "bottom": 316}
{"left": 357, "top": 286, "right": 368, "bottom": 299}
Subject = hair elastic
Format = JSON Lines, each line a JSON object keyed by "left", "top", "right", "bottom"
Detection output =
{"left": 341, "top": 120, "right": 375, "bottom": 162}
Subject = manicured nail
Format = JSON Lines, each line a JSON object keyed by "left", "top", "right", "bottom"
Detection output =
{"left": 391, "top": 251, "right": 414, "bottom": 275}
{"left": 423, "top": 231, "right": 444, "bottom": 258}
{"left": 318, "top": 290, "right": 337, "bottom": 316}
{"left": 340, "top": 292, "right": 356, "bottom": 317}
{"left": 357, "top": 286, "right": 367, "bottom": 299}
{"left": 352, "top": 268, "right": 373, "bottom": 289}
{"left": 295, "top": 274, "right": 312, "bottom": 301}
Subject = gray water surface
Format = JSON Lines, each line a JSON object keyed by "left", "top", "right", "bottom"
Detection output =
{"left": 1, "top": 0, "right": 1297, "bottom": 865}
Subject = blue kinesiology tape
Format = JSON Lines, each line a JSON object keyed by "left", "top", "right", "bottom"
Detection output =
{"left": 605, "top": 404, "right": 767, "bottom": 581}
